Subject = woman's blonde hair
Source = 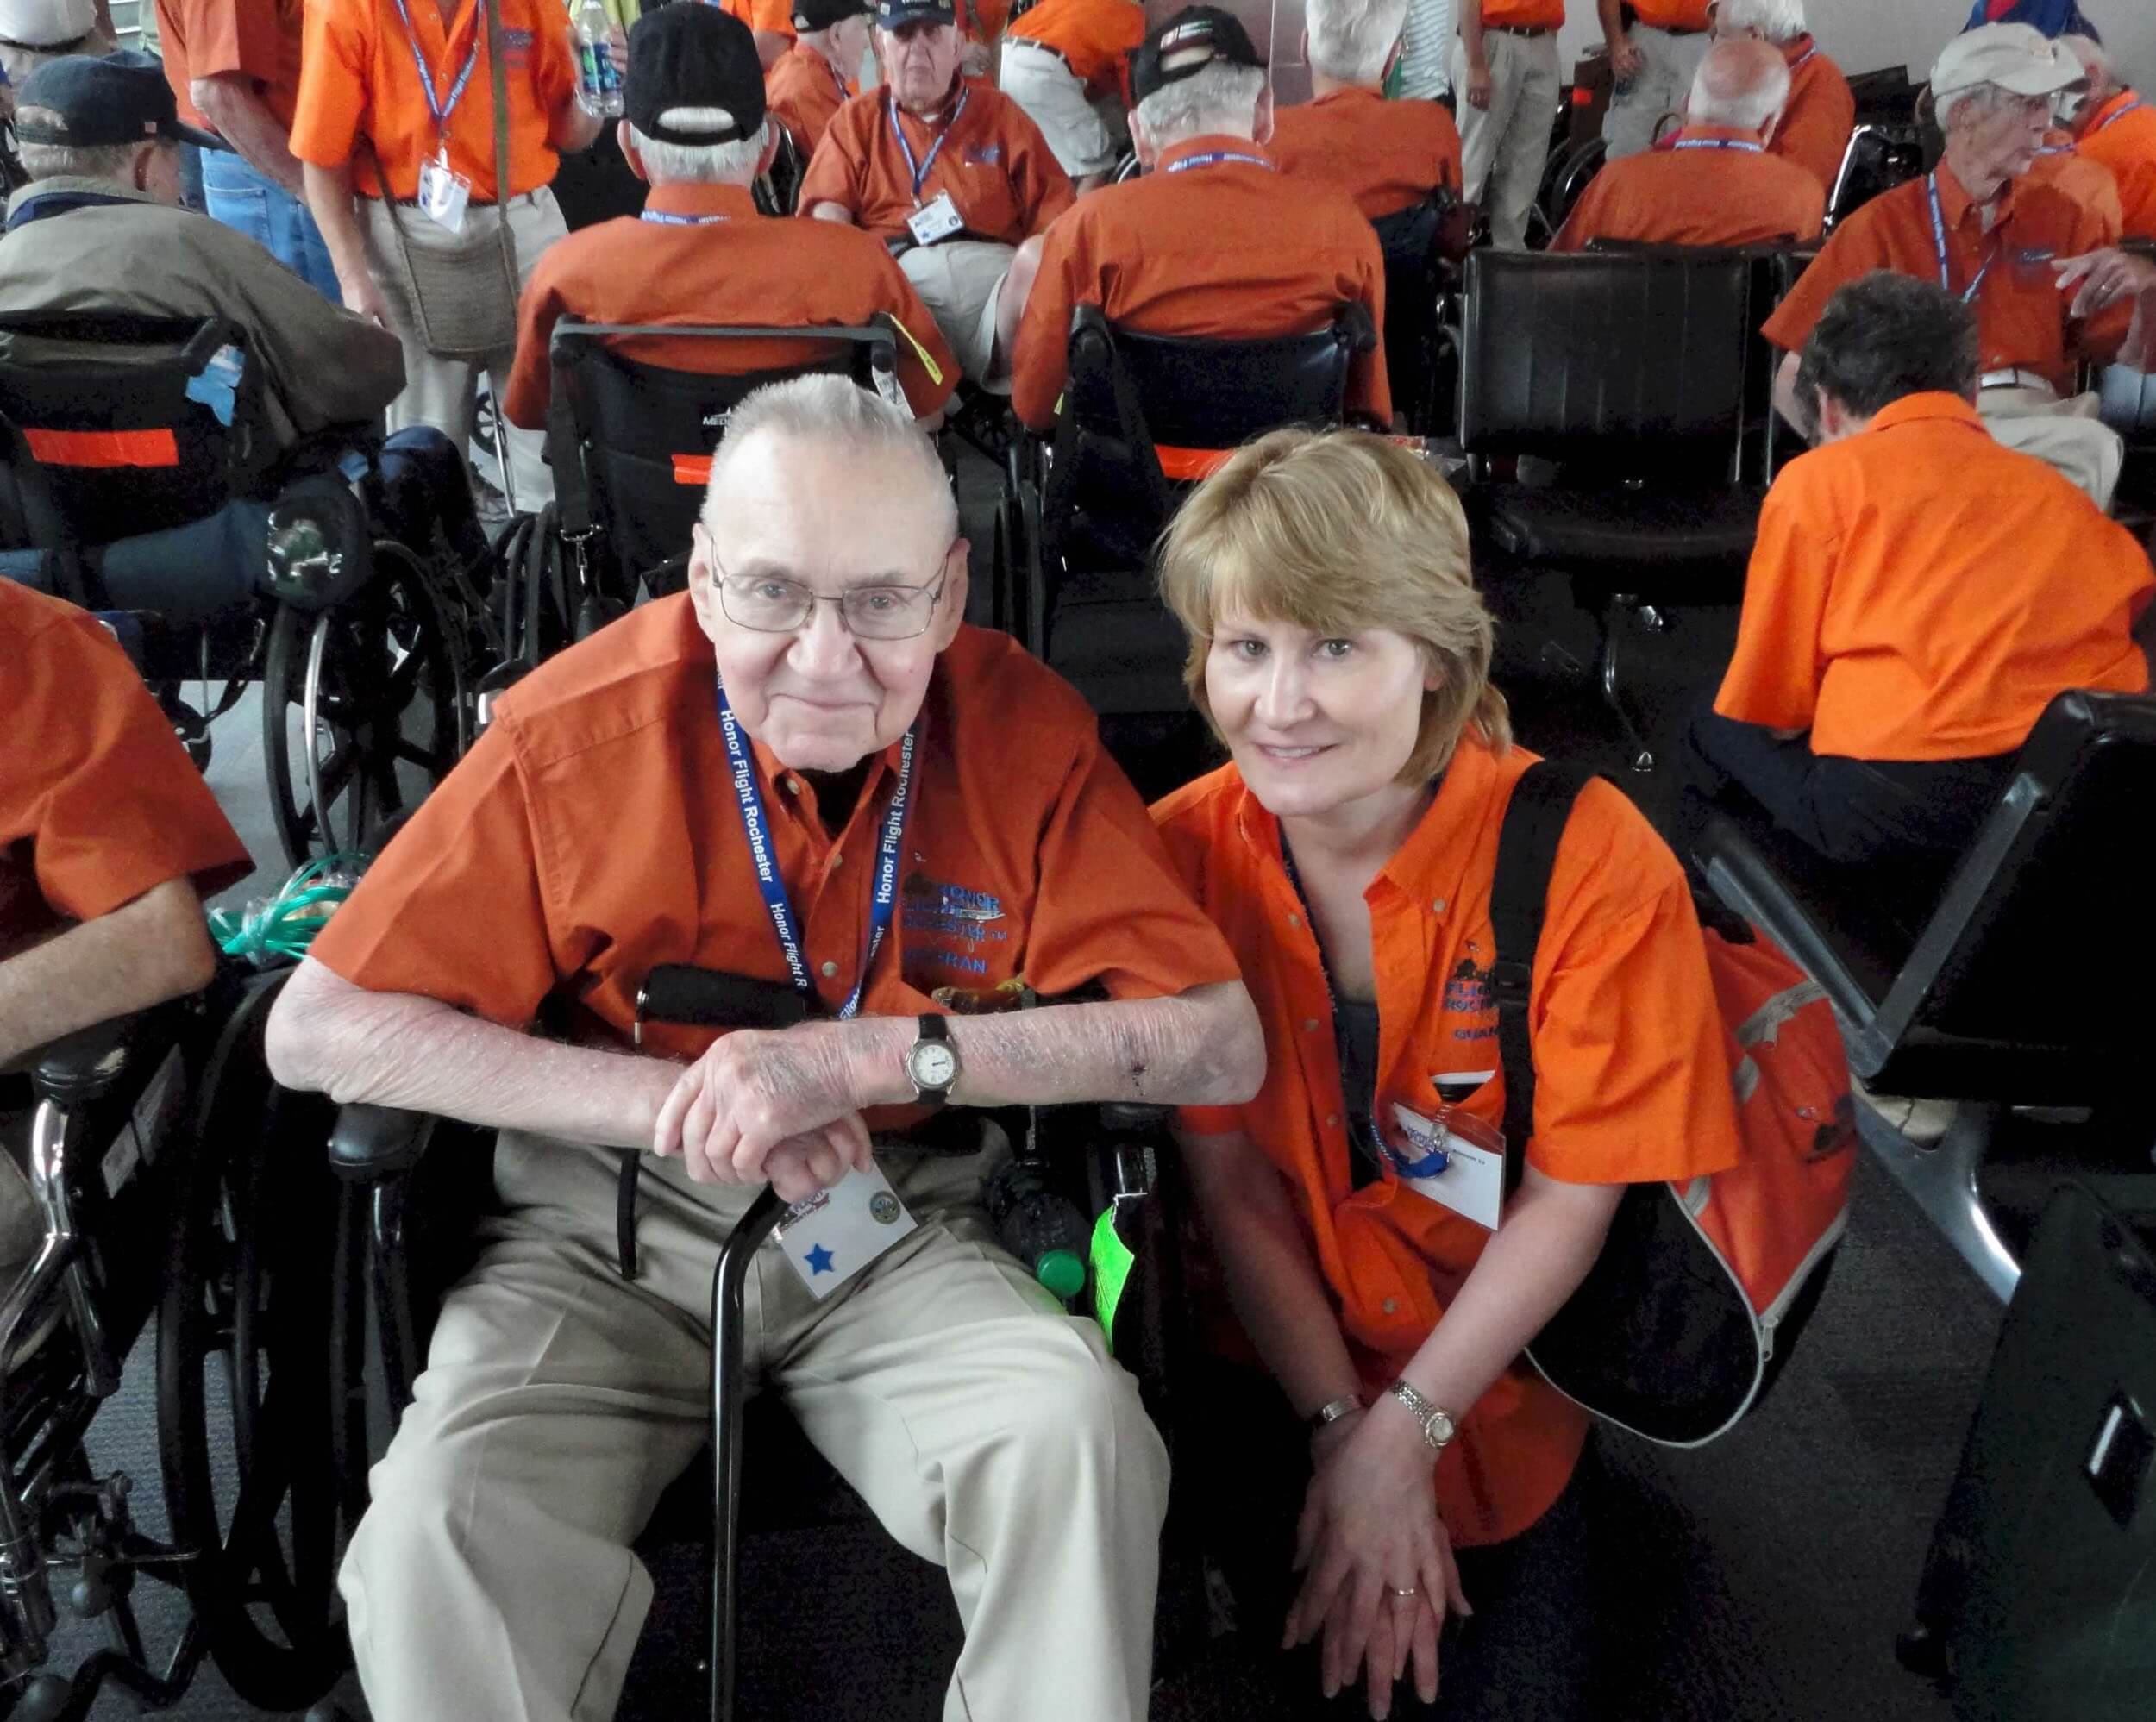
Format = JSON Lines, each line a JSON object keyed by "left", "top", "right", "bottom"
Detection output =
{"left": 1156, "top": 429, "right": 1511, "bottom": 782}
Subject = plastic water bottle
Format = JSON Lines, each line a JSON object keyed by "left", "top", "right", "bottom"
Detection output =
{"left": 982, "top": 1156, "right": 1090, "bottom": 1303}
{"left": 574, "top": 0, "right": 624, "bottom": 118}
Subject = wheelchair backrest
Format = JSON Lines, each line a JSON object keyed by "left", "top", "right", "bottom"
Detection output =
{"left": 0, "top": 311, "right": 265, "bottom": 548}
{"left": 1827, "top": 123, "right": 1925, "bottom": 231}
{"left": 1459, "top": 248, "right": 1752, "bottom": 477}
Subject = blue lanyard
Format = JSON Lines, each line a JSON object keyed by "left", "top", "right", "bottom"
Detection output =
{"left": 888, "top": 85, "right": 968, "bottom": 203}
{"left": 1926, "top": 173, "right": 1997, "bottom": 306}
{"left": 1163, "top": 150, "right": 1274, "bottom": 173}
{"left": 386, "top": 0, "right": 484, "bottom": 136}
{"left": 715, "top": 679, "right": 917, "bottom": 1020}
{"left": 1670, "top": 137, "right": 1764, "bottom": 153}
{"left": 640, "top": 210, "right": 731, "bottom": 224}
{"left": 1788, "top": 44, "right": 1817, "bottom": 72}
{"left": 2094, "top": 98, "right": 2146, "bottom": 135}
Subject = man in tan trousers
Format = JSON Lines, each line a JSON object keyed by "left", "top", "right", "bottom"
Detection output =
{"left": 266, "top": 375, "right": 1264, "bottom": 1721}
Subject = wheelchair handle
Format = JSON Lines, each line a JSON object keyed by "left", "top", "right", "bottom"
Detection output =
{"left": 28, "top": 1007, "right": 175, "bottom": 1107}
{"left": 635, "top": 966, "right": 810, "bottom": 1045}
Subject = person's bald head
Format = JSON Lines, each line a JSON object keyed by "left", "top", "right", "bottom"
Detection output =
{"left": 1687, "top": 36, "right": 1791, "bottom": 134}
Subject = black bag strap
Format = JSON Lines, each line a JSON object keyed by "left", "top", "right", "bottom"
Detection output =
{"left": 1489, "top": 761, "right": 1598, "bottom": 1197}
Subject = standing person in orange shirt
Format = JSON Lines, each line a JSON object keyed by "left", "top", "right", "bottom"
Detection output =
{"left": 292, "top": 0, "right": 602, "bottom": 512}
{"left": 999, "top": 0, "right": 1144, "bottom": 188}
{"left": 1708, "top": 0, "right": 1852, "bottom": 197}
{"left": 722, "top": 0, "right": 796, "bottom": 70}
{"left": 1454, "top": 0, "right": 1563, "bottom": 249}
{"left": 1687, "top": 272, "right": 2153, "bottom": 900}
{"left": 1598, "top": 0, "right": 1710, "bottom": 159}
{"left": 767, "top": 0, "right": 873, "bottom": 158}
{"left": 1151, "top": 429, "right": 1743, "bottom": 1722}
{"left": 2059, "top": 34, "right": 2156, "bottom": 240}
{"left": 1270, "top": 0, "right": 1462, "bottom": 222}
{"left": 1551, "top": 37, "right": 1822, "bottom": 248}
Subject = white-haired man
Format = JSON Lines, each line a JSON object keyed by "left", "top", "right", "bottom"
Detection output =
{"left": 1710, "top": 0, "right": 1851, "bottom": 194}
{"left": 265, "top": 373, "right": 1266, "bottom": 1722}
{"left": 1455, "top": 0, "right": 1565, "bottom": 250}
{"left": 1009, "top": 4, "right": 1390, "bottom": 432}
{"left": 2059, "top": 34, "right": 2156, "bottom": 239}
{"left": 1270, "top": 0, "right": 1462, "bottom": 222}
{"left": 765, "top": 0, "right": 873, "bottom": 158}
{"left": 1552, "top": 36, "right": 1821, "bottom": 248}
{"left": 1598, "top": 0, "right": 1710, "bottom": 160}
{"left": 1764, "top": 22, "right": 2156, "bottom": 508}
{"left": 503, "top": 4, "right": 956, "bottom": 431}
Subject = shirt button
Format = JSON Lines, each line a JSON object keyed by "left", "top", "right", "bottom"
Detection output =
{"left": 784, "top": 776, "right": 802, "bottom": 794}
{"left": 819, "top": 961, "right": 839, "bottom": 978}
{"left": 1302, "top": 1018, "right": 1320, "bottom": 1033}
{"left": 1382, "top": 1298, "right": 1399, "bottom": 1316}
{"left": 1287, "top": 912, "right": 1301, "bottom": 929}
{"left": 1432, "top": 898, "right": 1447, "bottom": 915}
{"left": 1325, "top": 1113, "right": 1339, "bottom": 1129}
{"left": 830, "top": 852, "right": 843, "bottom": 869}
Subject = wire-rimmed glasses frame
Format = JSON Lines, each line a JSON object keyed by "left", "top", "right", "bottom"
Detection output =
{"left": 707, "top": 548, "right": 951, "bottom": 642}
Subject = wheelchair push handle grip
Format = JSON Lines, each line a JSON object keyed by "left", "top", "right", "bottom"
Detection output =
{"left": 636, "top": 965, "right": 811, "bottom": 1038}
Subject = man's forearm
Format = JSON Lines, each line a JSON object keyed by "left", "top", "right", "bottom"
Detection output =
{"left": 192, "top": 75, "right": 304, "bottom": 195}
{"left": 807, "top": 199, "right": 856, "bottom": 224}
{"left": 0, "top": 880, "right": 218, "bottom": 1069}
{"left": 1460, "top": 7, "right": 1486, "bottom": 66}
{"left": 302, "top": 160, "right": 373, "bottom": 293}
{"left": 548, "top": 94, "right": 604, "bottom": 155}
{"left": 1595, "top": 0, "right": 1626, "bottom": 48}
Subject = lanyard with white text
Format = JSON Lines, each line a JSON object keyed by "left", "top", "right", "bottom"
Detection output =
{"left": 888, "top": 85, "right": 969, "bottom": 203}
{"left": 1788, "top": 44, "right": 1817, "bottom": 72}
{"left": 386, "top": 0, "right": 484, "bottom": 141}
{"left": 1927, "top": 173, "right": 1997, "bottom": 306}
{"left": 1163, "top": 150, "right": 1274, "bottom": 173}
{"left": 715, "top": 679, "right": 917, "bottom": 1020}
{"left": 1670, "top": 137, "right": 1764, "bottom": 153}
{"left": 2094, "top": 98, "right": 2146, "bottom": 135}
{"left": 640, "top": 210, "right": 731, "bottom": 224}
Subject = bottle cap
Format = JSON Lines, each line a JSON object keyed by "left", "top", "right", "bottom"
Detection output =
{"left": 1036, "top": 1249, "right": 1086, "bottom": 1301}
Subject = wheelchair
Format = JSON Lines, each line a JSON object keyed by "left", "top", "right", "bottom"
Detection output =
{"left": 0, "top": 311, "right": 486, "bottom": 868}
{"left": 1373, "top": 189, "right": 1474, "bottom": 439}
{"left": 0, "top": 965, "right": 349, "bottom": 1719}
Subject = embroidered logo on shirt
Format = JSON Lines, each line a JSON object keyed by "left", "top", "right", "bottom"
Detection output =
{"left": 964, "top": 142, "right": 1002, "bottom": 167}
{"left": 501, "top": 25, "right": 534, "bottom": 66}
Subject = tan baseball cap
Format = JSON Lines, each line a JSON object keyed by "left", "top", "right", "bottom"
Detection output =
{"left": 1931, "top": 22, "right": 2084, "bottom": 104}
{"left": 0, "top": 0, "right": 98, "bottom": 48}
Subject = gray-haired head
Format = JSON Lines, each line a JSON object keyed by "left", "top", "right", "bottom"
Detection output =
{"left": 1689, "top": 37, "right": 1792, "bottom": 130}
{"left": 701, "top": 374, "right": 956, "bottom": 542}
{"left": 1305, "top": 0, "right": 1407, "bottom": 88}
{"left": 1131, "top": 57, "right": 1268, "bottom": 147}
{"left": 626, "top": 111, "right": 769, "bottom": 184}
{"left": 1710, "top": 0, "right": 1806, "bottom": 47}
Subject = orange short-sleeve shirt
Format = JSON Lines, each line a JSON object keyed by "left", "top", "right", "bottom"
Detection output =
{"left": 2026, "top": 134, "right": 2126, "bottom": 235}
{"left": 1010, "top": 135, "right": 1390, "bottom": 430}
{"left": 799, "top": 77, "right": 1074, "bottom": 244}
{"left": 1551, "top": 123, "right": 1824, "bottom": 250}
{"left": 766, "top": 39, "right": 856, "bottom": 156}
{"left": 154, "top": 0, "right": 304, "bottom": 131}
{"left": 1005, "top": 0, "right": 1144, "bottom": 98}
{"left": 1716, "top": 393, "right": 2154, "bottom": 760}
{"left": 1, "top": 584, "right": 251, "bottom": 959}
{"left": 722, "top": 0, "right": 795, "bottom": 38}
{"left": 2078, "top": 90, "right": 2156, "bottom": 240}
{"left": 1154, "top": 740, "right": 1742, "bottom": 1546}
{"left": 1760, "top": 161, "right": 2129, "bottom": 395}
{"left": 309, "top": 601, "right": 1241, "bottom": 1100}
{"left": 1477, "top": 0, "right": 1563, "bottom": 29}
{"left": 290, "top": 0, "right": 579, "bottom": 202}
{"left": 1773, "top": 37, "right": 1855, "bottom": 195}
{"left": 1269, "top": 88, "right": 1462, "bottom": 222}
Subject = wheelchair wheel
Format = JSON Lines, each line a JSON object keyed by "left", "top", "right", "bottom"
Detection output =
{"left": 157, "top": 971, "right": 351, "bottom": 1713}
{"left": 261, "top": 543, "right": 466, "bottom": 867}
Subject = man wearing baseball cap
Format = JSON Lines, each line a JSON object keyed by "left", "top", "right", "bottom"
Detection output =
{"left": 503, "top": 3, "right": 956, "bottom": 429}
{"left": 800, "top": 0, "right": 1071, "bottom": 387}
{"left": 1764, "top": 21, "right": 2156, "bottom": 506}
{"left": 765, "top": 0, "right": 872, "bottom": 158}
{"left": 1009, "top": 4, "right": 1389, "bottom": 435}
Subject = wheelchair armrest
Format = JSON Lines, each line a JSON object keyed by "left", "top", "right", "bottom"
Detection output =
{"left": 328, "top": 1102, "right": 440, "bottom": 1184}
{"left": 29, "top": 1006, "right": 178, "bottom": 1107}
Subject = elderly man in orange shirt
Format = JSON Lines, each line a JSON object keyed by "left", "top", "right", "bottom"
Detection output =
{"left": 1707, "top": 0, "right": 1850, "bottom": 195}
{"left": 2059, "top": 34, "right": 2156, "bottom": 240}
{"left": 1598, "top": 0, "right": 1709, "bottom": 159}
{"left": 1270, "top": 0, "right": 1462, "bottom": 222}
{"left": 765, "top": 0, "right": 871, "bottom": 157}
{"left": 1551, "top": 37, "right": 1821, "bottom": 249}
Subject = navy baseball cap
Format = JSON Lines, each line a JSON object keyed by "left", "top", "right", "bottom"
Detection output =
{"left": 874, "top": 0, "right": 956, "bottom": 30}
{"left": 626, "top": 3, "right": 766, "bottom": 144}
{"left": 15, "top": 50, "right": 222, "bottom": 150}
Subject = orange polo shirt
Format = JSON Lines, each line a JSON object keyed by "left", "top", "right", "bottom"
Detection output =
{"left": 1010, "top": 135, "right": 1389, "bottom": 429}
{"left": 799, "top": 76, "right": 1074, "bottom": 244}
{"left": 1154, "top": 738, "right": 1742, "bottom": 1547}
{"left": 154, "top": 0, "right": 303, "bottom": 132}
{"left": 2026, "top": 133, "right": 2125, "bottom": 237}
{"left": 1628, "top": 0, "right": 1708, "bottom": 28}
{"left": 2078, "top": 90, "right": 2156, "bottom": 240}
{"left": 310, "top": 604, "right": 1241, "bottom": 1094}
{"left": 1717, "top": 393, "right": 2153, "bottom": 761}
{"left": 1773, "top": 35, "right": 1855, "bottom": 196}
{"left": 722, "top": 0, "right": 793, "bottom": 40}
{"left": 766, "top": 40, "right": 856, "bottom": 157}
{"left": 291, "top": 0, "right": 578, "bottom": 202}
{"left": 1005, "top": 0, "right": 1144, "bottom": 101}
{"left": 503, "top": 181, "right": 958, "bottom": 427}
{"left": 1, "top": 584, "right": 250, "bottom": 960}
{"left": 1477, "top": 0, "right": 1562, "bottom": 28}
{"left": 1551, "top": 123, "right": 1823, "bottom": 250}
{"left": 1269, "top": 88, "right": 1462, "bottom": 222}
{"left": 1760, "top": 160, "right": 2129, "bottom": 395}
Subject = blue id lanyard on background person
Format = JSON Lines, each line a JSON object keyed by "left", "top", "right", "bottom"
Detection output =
{"left": 1927, "top": 173, "right": 1998, "bottom": 305}
{"left": 1671, "top": 138, "right": 1764, "bottom": 153}
{"left": 2094, "top": 98, "right": 2146, "bottom": 135}
{"left": 640, "top": 210, "right": 731, "bottom": 224}
{"left": 1163, "top": 151, "right": 1274, "bottom": 173}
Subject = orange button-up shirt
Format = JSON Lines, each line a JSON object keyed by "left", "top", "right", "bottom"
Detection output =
{"left": 1269, "top": 88, "right": 1462, "bottom": 222}
{"left": 1773, "top": 35, "right": 1855, "bottom": 196}
{"left": 291, "top": 0, "right": 578, "bottom": 202}
{"left": 1717, "top": 393, "right": 2153, "bottom": 761}
{"left": 154, "top": 0, "right": 303, "bottom": 131}
{"left": 1010, "top": 135, "right": 1389, "bottom": 429}
{"left": 310, "top": 602, "right": 1240, "bottom": 1090}
{"left": 2026, "top": 133, "right": 2125, "bottom": 237}
{"left": 1154, "top": 739, "right": 1742, "bottom": 1546}
{"left": 2, "top": 584, "right": 251, "bottom": 959}
{"left": 2078, "top": 89, "right": 2156, "bottom": 240}
{"left": 766, "top": 39, "right": 856, "bottom": 157}
{"left": 1760, "top": 160, "right": 2129, "bottom": 395}
{"left": 503, "top": 182, "right": 958, "bottom": 429}
{"left": 722, "top": 0, "right": 793, "bottom": 40}
{"left": 1552, "top": 122, "right": 1823, "bottom": 250}
{"left": 1005, "top": 0, "right": 1144, "bottom": 99}
{"left": 799, "top": 77, "right": 1074, "bottom": 244}
{"left": 1477, "top": 0, "right": 1562, "bottom": 28}
{"left": 1628, "top": 0, "right": 1708, "bottom": 28}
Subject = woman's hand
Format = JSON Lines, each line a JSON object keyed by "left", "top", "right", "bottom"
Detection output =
{"left": 1286, "top": 1405, "right": 1470, "bottom": 1719}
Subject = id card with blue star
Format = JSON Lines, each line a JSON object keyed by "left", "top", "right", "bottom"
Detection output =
{"left": 775, "top": 1162, "right": 917, "bottom": 1299}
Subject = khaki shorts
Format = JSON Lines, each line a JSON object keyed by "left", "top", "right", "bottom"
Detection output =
{"left": 899, "top": 237, "right": 1015, "bottom": 387}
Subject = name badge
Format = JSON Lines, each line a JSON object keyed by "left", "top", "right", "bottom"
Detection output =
{"left": 1386, "top": 1102, "right": 1505, "bottom": 1231}
{"left": 775, "top": 1162, "right": 918, "bottom": 1299}
{"left": 417, "top": 148, "right": 472, "bottom": 235}
{"left": 906, "top": 190, "right": 964, "bottom": 247}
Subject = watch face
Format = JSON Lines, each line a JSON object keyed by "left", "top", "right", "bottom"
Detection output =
{"left": 911, "top": 1042, "right": 958, "bottom": 1090}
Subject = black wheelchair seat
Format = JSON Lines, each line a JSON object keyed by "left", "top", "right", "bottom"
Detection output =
{"left": 1479, "top": 483, "right": 1764, "bottom": 575}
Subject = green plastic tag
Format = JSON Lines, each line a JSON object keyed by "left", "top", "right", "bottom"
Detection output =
{"left": 1088, "top": 1206, "right": 1136, "bottom": 1355}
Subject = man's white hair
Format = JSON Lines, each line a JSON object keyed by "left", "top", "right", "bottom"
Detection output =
{"left": 1306, "top": 0, "right": 1406, "bottom": 88}
{"left": 704, "top": 374, "right": 957, "bottom": 541}
{"left": 1132, "top": 59, "right": 1266, "bottom": 148}
{"left": 13, "top": 106, "right": 147, "bottom": 183}
{"left": 626, "top": 110, "right": 767, "bottom": 184}
{"left": 1712, "top": 0, "right": 1805, "bottom": 47}
{"left": 1689, "top": 41, "right": 1790, "bottom": 129}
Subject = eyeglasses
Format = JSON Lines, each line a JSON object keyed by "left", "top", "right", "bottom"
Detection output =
{"left": 711, "top": 557, "right": 949, "bottom": 641}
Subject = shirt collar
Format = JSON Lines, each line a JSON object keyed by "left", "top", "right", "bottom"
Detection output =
{"left": 643, "top": 181, "right": 761, "bottom": 220}
{"left": 3, "top": 176, "right": 159, "bottom": 223}
{"left": 1780, "top": 33, "right": 1815, "bottom": 67}
{"left": 1934, "top": 156, "right": 2019, "bottom": 228}
{"left": 1307, "top": 86, "right": 1381, "bottom": 111}
{"left": 1865, "top": 392, "right": 1984, "bottom": 436}
{"left": 1156, "top": 133, "right": 1276, "bottom": 173}
{"left": 2091, "top": 89, "right": 2139, "bottom": 131}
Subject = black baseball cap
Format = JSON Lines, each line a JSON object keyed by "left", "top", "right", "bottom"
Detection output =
{"left": 1129, "top": 5, "right": 1264, "bottom": 104}
{"left": 626, "top": 4, "right": 766, "bottom": 145}
{"left": 793, "top": 0, "right": 871, "bottom": 32}
{"left": 874, "top": 0, "right": 955, "bottom": 31}
{"left": 15, "top": 50, "right": 222, "bottom": 150}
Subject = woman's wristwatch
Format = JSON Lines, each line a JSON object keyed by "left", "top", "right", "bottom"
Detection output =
{"left": 1385, "top": 1381, "right": 1457, "bottom": 1454}
{"left": 1306, "top": 1394, "right": 1363, "bottom": 1434}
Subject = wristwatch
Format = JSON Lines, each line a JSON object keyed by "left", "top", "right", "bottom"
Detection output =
{"left": 1385, "top": 1381, "right": 1457, "bottom": 1454}
{"left": 1307, "top": 1394, "right": 1363, "bottom": 1434}
{"left": 905, "top": 1014, "right": 960, "bottom": 1109}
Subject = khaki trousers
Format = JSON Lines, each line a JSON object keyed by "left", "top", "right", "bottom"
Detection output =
{"left": 1454, "top": 30, "right": 1561, "bottom": 250}
{"left": 340, "top": 1129, "right": 1168, "bottom": 1722}
{"left": 1601, "top": 25, "right": 1709, "bottom": 160}
{"left": 1000, "top": 43, "right": 1125, "bottom": 178}
{"left": 1979, "top": 385, "right": 2125, "bottom": 513}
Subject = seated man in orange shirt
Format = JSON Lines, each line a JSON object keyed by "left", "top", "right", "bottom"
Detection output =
{"left": 1684, "top": 271, "right": 2153, "bottom": 902}
{"left": 765, "top": 0, "right": 871, "bottom": 159}
{"left": 801, "top": 0, "right": 1072, "bottom": 387}
{"left": 2059, "top": 34, "right": 2156, "bottom": 241}
{"left": 1009, "top": 6, "right": 1390, "bottom": 435}
{"left": 1708, "top": 0, "right": 1851, "bottom": 196}
{"left": 999, "top": 0, "right": 1144, "bottom": 189}
{"left": 1269, "top": 0, "right": 1462, "bottom": 223}
{"left": 505, "top": 5, "right": 956, "bottom": 432}
{"left": 1551, "top": 37, "right": 1822, "bottom": 249}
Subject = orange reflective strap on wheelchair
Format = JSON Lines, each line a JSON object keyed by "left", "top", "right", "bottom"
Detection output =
{"left": 673, "top": 453, "right": 713, "bottom": 486}
{"left": 22, "top": 426, "right": 181, "bottom": 468}
{"left": 1153, "top": 445, "right": 1232, "bottom": 482}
